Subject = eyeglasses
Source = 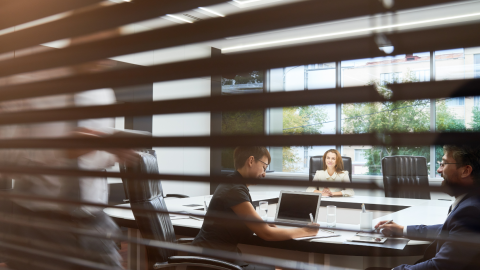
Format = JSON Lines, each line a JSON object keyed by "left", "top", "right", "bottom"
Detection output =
{"left": 438, "top": 162, "right": 461, "bottom": 168}
{"left": 256, "top": 159, "right": 269, "bottom": 172}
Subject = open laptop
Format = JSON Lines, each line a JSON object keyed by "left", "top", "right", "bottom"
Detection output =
{"left": 274, "top": 191, "right": 322, "bottom": 228}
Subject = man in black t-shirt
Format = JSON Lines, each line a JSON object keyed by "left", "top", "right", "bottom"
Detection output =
{"left": 192, "top": 147, "right": 269, "bottom": 253}
{"left": 192, "top": 147, "right": 319, "bottom": 270}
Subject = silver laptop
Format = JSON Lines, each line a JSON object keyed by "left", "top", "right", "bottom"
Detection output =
{"left": 274, "top": 191, "right": 322, "bottom": 227}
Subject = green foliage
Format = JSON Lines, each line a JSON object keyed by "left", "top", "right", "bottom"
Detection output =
{"left": 283, "top": 106, "right": 328, "bottom": 135}
{"left": 222, "top": 71, "right": 264, "bottom": 86}
{"left": 471, "top": 106, "right": 480, "bottom": 131}
{"left": 436, "top": 99, "right": 466, "bottom": 132}
{"left": 282, "top": 106, "right": 328, "bottom": 172}
{"left": 221, "top": 110, "right": 264, "bottom": 169}
{"left": 222, "top": 110, "right": 264, "bottom": 135}
{"left": 342, "top": 69, "right": 444, "bottom": 175}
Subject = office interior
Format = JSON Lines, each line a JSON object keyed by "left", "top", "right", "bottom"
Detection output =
{"left": 1, "top": 0, "right": 480, "bottom": 269}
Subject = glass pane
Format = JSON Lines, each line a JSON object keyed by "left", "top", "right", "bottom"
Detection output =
{"left": 341, "top": 52, "right": 431, "bottom": 175}
{"left": 269, "top": 64, "right": 336, "bottom": 173}
{"left": 221, "top": 71, "right": 264, "bottom": 170}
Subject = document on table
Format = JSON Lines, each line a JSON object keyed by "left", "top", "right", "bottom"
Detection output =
{"left": 169, "top": 214, "right": 190, "bottom": 220}
{"left": 343, "top": 232, "right": 410, "bottom": 250}
{"left": 295, "top": 229, "right": 340, "bottom": 240}
{"left": 169, "top": 211, "right": 191, "bottom": 220}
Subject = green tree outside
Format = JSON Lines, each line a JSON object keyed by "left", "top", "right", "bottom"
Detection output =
{"left": 342, "top": 70, "right": 432, "bottom": 174}
{"left": 282, "top": 105, "right": 328, "bottom": 172}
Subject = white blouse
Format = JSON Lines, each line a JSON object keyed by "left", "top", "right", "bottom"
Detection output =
{"left": 306, "top": 170, "right": 354, "bottom": 197}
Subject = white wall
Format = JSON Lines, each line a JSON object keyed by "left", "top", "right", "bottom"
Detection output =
{"left": 108, "top": 43, "right": 213, "bottom": 197}
{"left": 152, "top": 45, "right": 212, "bottom": 197}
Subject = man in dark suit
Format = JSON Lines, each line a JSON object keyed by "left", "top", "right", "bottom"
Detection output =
{"left": 372, "top": 144, "right": 480, "bottom": 270}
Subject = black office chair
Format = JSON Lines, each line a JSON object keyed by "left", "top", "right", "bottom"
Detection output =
{"left": 309, "top": 156, "right": 352, "bottom": 182}
{"left": 121, "top": 149, "right": 189, "bottom": 203}
{"left": 381, "top": 156, "right": 430, "bottom": 199}
{"left": 120, "top": 151, "right": 243, "bottom": 270}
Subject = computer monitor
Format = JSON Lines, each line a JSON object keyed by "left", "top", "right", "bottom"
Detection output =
{"left": 274, "top": 191, "right": 322, "bottom": 225}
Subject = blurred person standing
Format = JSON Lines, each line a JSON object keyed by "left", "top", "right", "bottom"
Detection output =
{"left": 0, "top": 87, "right": 136, "bottom": 270}
{"left": 0, "top": 21, "right": 138, "bottom": 269}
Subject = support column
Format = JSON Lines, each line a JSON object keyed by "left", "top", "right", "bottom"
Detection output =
{"left": 430, "top": 51, "right": 436, "bottom": 178}
{"left": 335, "top": 61, "right": 342, "bottom": 152}
{"left": 210, "top": 47, "right": 223, "bottom": 194}
{"left": 268, "top": 68, "right": 285, "bottom": 172}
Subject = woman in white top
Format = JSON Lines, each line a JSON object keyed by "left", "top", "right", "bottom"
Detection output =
{"left": 306, "top": 149, "right": 354, "bottom": 197}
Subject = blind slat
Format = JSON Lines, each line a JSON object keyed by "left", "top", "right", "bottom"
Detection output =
{"left": 0, "top": 0, "right": 102, "bottom": 30}
{"left": 1, "top": 21, "right": 479, "bottom": 101}
{"left": 0, "top": 79, "right": 479, "bottom": 125}
{"left": 0, "top": 132, "right": 476, "bottom": 148}
{"left": 0, "top": 0, "right": 460, "bottom": 78}
{"left": 0, "top": 0, "right": 227, "bottom": 55}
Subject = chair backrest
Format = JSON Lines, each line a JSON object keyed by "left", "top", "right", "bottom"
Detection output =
{"left": 309, "top": 156, "right": 352, "bottom": 182}
{"left": 120, "top": 151, "right": 176, "bottom": 269}
{"left": 381, "top": 156, "right": 430, "bottom": 199}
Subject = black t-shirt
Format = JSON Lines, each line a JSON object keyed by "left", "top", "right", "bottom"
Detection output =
{"left": 192, "top": 171, "right": 254, "bottom": 253}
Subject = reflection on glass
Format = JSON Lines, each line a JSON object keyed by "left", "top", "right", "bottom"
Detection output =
{"left": 221, "top": 71, "right": 264, "bottom": 170}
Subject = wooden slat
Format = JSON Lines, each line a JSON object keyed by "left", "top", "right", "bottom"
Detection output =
{"left": 0, "top": 0, "right": 102, "bottom": 30}
{"left": 0, "top": 0, "right": 459, "bottom": 77}
{"left": 389, "top": 79, "right": 480, "bottom": 101}
{"left": 0, "top": 21, "right": 479, "bottom": 102}
{"left": 0, "top": 35, "right": 380, "bottom": 99}
{"left": 0, "top": 86, "right": 380, "bottom": 125}
{"left": 0, "top": 0, "right": 227, "bottom": 54}
{"left": 0, "top": 132, "right": 477, "bottom": 149}
{"left": 1, "top": 78, "right": 479, "bottom": 126}
{"left": 0, "top": 165, "right": 383, "bottom": 190}
{"left": 0, "top": 23, "right": 480, "bottom": 100}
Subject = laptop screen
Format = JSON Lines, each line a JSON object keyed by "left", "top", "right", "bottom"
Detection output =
{"left": 277, "top": 193, "right": 320, "bottom": 223}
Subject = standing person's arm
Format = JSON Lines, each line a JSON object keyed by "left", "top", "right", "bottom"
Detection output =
{"left": 231, "top": 202, "right": 319, "bottom": 241}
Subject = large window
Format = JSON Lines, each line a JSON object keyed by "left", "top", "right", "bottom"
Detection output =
{"left": 268, "top": 64, "right": 336, "bottom": 173}
{"left": 340, "top": 53, "right": 430, "bottom": 175}
{"left": 224, "top": 47, "right": 480, "bottom": 177}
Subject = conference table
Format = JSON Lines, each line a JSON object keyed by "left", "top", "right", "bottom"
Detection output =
{"left": 104, "top": 192, "right": 452, "bottom": 269}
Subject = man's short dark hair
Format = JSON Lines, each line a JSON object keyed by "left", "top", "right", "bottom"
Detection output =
{"left": 443, "top": 145, "right": 480, "bottom": 183}
{"left": 234, "top": 147, "right": 271, "bottom": 170}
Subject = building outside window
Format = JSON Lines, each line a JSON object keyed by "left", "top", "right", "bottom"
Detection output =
{"left": 355, "top": 149, "right": 368, "bottom": 163}
{"left": 380, "top": 72, "right": 402, "bottom": 85}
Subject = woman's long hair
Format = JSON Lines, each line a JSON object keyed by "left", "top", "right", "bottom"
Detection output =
{"left": 322, "top": 149, "right": 344, "bottom": 174}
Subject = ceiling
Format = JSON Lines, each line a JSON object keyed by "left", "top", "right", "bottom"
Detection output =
{"left": 119, "top": 0, "right": 480, "bottom": 54}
